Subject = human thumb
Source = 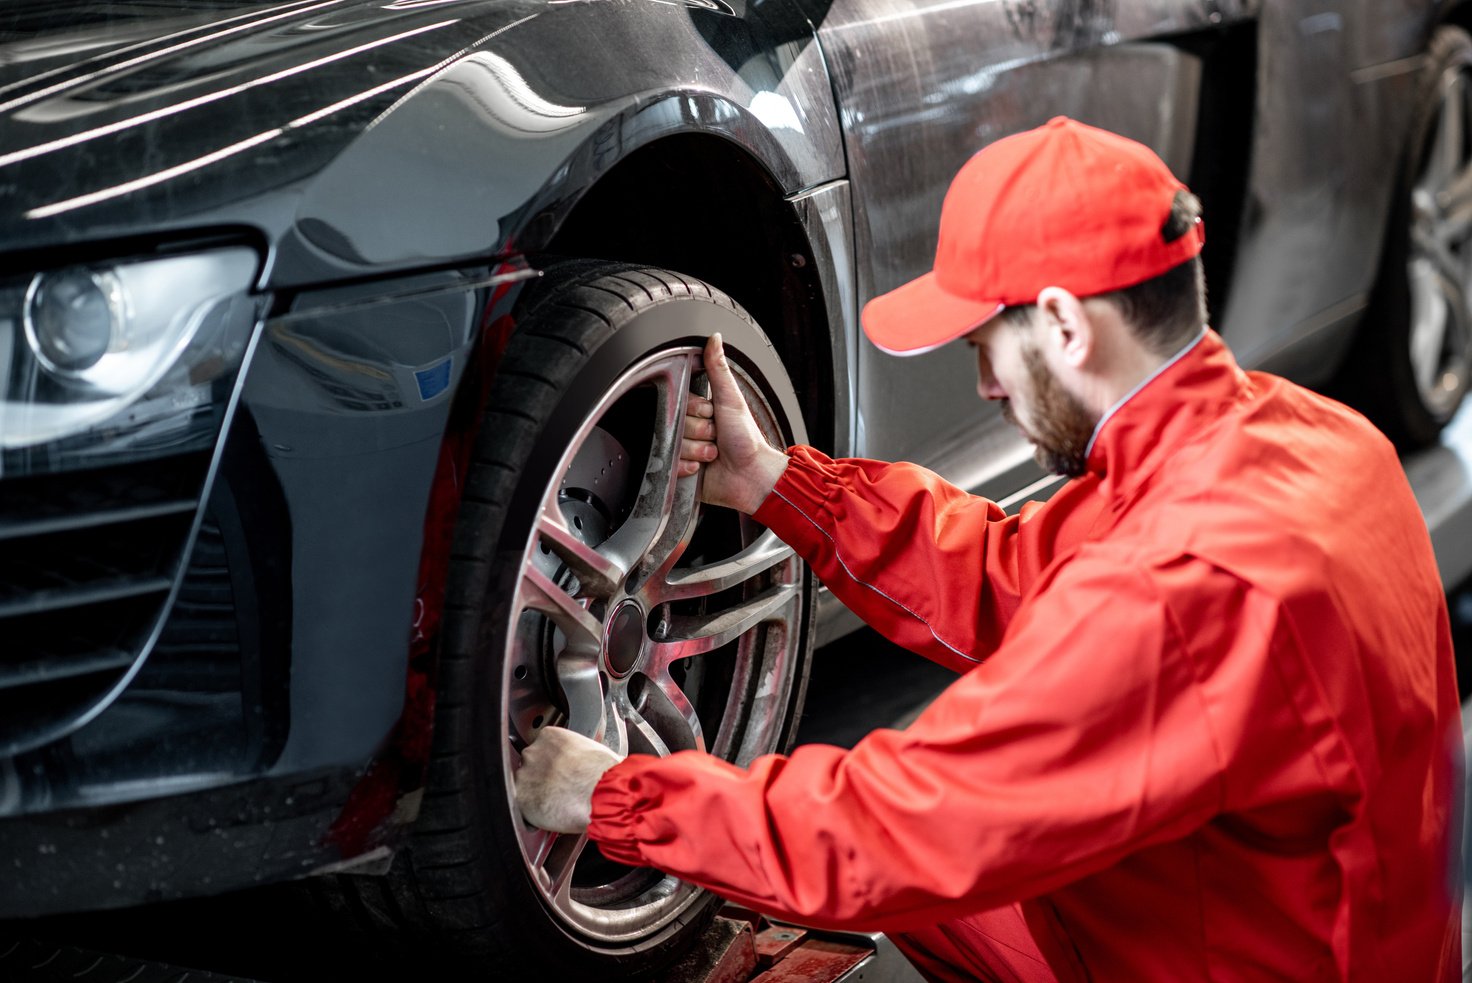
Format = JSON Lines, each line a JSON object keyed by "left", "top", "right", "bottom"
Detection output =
{"left": 704, "top": 333, "right": 748, "bottom": 411}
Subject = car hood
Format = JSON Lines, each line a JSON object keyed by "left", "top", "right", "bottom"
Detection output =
{"left": 0, "top": 0, "right": 558, "bottom": 277}
{"left": 0, "top": 0, "right": 834, "bottom": 287}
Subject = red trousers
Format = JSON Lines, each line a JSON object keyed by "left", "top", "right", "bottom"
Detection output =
{"left": 892, "top": 905, "right": 1056, "bottom": 983}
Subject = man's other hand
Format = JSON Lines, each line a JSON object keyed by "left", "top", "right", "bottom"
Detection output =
{"left": 679, "top": 333, "right": 790, "bottom": 513}
{"left": 515, "top": 726, "right": 625, "bottom": 834}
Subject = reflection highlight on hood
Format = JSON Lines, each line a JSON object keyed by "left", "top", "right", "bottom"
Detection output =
{"left": 384, "top": 0, "right": 477, "bottom": 8}
{"left": 0, "top": 18, "right": 459, "bottom": 170}
{"left": 0, "top": 0, "right": 352, "bottom": 116}
{"left": 25, "top": 61, "right": 446, "bottom": 220}
{"left": 443, "top": 51, "right": 586, "bottom": 134}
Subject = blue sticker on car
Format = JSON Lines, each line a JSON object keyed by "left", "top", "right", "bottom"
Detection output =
{"left": 415, "top": 358, "right": 452, "bottom": 401}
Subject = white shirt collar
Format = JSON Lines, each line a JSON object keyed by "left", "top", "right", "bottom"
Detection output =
{"left": 1083, "top": 328, "right": 1209, "bottom": 460}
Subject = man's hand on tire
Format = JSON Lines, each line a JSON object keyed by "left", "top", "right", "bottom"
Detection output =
{"left": 679, "top": 333, "right": 790, "bottom": 513}
{"left": 515, "top": 726, "right": 626, "bottom": 834}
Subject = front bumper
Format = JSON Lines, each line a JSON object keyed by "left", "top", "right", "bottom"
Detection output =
{"left": 0, "top": 766, "right": 364, "bottom": 918}
{"left": 0, "top": 267, "right": 522, "bottom": 917}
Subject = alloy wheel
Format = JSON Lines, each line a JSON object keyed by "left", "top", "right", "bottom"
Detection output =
{"left": 500, "top": 345, "right": 803, "bottom": 941}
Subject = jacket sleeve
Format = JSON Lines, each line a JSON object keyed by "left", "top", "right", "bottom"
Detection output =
{"left": 587, "top": 551, "right": 1286, "bottom": 932}
{"left": 751, "top": 445, "right": 1105, "bottom": 671}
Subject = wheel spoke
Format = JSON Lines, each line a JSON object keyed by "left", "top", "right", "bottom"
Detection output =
{"left": 602, "top": 693, "right": 630, "bottom": 758}
{"left": 597, "top": 355, "right": 696, "bottom": 584}
{"left": 631, "top": 671, "right": 705, "bottom": 754}
{"left": 1439, "top": 279, "right": 1472, "bottom": 390}
{"left": 536, "top": 506, "right": 624, "bottom": 599}
{"left": 521, "top": 566, "right": 605, "bottom": 740}
{"left": 559, "top": 652, "right": 606, "bottom": 742}
{"left": 629, "top": 369, "right": 712, "bottom": 586}
{"left": 1410, "top": 261, "right": 1452, "bottom": 393}
{"left": 631, "top": 461, "right": 702, "bottom": 595}
{"left": 525, "top": 825, "right": 556, "bottom": 869}
{"left": 530, "top": 830, "right": 588, "bottom": 912}
{"left": 614, "top": 689, "right": 678, "bottom": 756}
{"left": 522, "top": 564, "right": 602, "bottom": 651}
{"left": 655, "top": 530, "right": 795, "bottom": 603}
{"left": 1422, "top": 70, "right": 1472, "bottom": 262}
{"left": 649, "top": 583, "right": 799, "bottom": 666}
{"left": 1438, "top": 155, "right": 1472, "bottom": 232}
{"left": 1425, "top": 71, "right": 1467, "bottom": 195}
{"left": 1437, "top": 201, "right": 1472, "bottom": 249}
{"left": 1413, "top": 224, "right": 1467, "bottom": 288}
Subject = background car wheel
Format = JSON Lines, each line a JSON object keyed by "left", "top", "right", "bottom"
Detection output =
{"left": 1339, "top": 25, "right": 1472, "bottom": 448}
{"left": 385, "top": 262, "right": 813, "bottom": 976}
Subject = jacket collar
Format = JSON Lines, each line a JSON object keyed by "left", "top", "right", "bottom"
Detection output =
{"left": 1083, "top": 328, "right": 1254, "bottom": 499}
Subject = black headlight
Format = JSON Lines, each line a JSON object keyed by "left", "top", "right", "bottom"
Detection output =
{"left": 1, "top": 247, "right": 261, "bottom": 474}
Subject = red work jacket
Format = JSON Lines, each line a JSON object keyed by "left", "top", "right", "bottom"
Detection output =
{"left": 588, "top": 330, "right": 1463, "bottom": 981}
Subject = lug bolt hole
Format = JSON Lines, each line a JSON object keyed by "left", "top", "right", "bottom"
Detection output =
{"left": 514, "top": 665, "right": 528, "bottom": 680}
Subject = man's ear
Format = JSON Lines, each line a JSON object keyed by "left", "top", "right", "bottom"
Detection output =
{"left": 1036, "top": 286, "right": 1092, "bottom": 369}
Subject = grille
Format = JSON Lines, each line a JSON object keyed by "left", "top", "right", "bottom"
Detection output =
{"left": 0, "top": 452, "right": 211, "bottom": 755}
{"left": 149, "top": 519, "right": 241, "bottom": 674}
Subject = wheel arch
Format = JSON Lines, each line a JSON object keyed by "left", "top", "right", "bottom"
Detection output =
{"left": 270, "top": 0, "right": 845, "bottom": 292}
{"left": 542, "top": 132, "right": 839, "bottom": 454}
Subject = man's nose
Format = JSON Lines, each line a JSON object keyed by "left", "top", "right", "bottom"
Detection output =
{"left": 976, "top": 374, "right": 1007, "bottom": 401}
{"left": 975, "top": 349, "right": 1006, "bottom": 400}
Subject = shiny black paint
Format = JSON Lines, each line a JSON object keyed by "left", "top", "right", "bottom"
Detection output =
{"left": 0, "top": 0, "right": 1444, "bottom": 920}
{"left": 0, "top": 0, "right": 844, "bottom": 283}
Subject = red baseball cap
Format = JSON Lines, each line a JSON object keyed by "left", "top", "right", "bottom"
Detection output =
{"left": 861, "top": 116, "right": 1205, "bottom": 356}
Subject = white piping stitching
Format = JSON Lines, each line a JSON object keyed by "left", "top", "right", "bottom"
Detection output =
{"left": 771, "top": 488, "right": 981, "bottom": 664}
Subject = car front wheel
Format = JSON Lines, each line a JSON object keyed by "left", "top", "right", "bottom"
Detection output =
{"left": 393, "top": 262, "right": 814, "bottom": 977}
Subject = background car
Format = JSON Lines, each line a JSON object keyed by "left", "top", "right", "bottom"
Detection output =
{"left": 0, "top": 0, "right": 1467, "bottom": 977}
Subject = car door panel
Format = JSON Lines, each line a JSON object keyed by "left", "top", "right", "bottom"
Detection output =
{"left": 798, "top": 0, "right": 1233, "bottom": 490}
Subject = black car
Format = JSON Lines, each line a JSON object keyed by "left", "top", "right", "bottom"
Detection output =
{"left": 0, "top": 0, "right": 1467, "bottom": 976}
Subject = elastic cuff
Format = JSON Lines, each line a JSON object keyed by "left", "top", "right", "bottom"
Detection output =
{"left": 752, "top": 444, "right": 838, "bottom": 540}
{"left": 587, "top": 758, "right": 662, "bottom": 866}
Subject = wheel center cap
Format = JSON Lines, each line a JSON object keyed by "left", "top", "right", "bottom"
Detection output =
{"left": 605, "top": 601, "right": 646, "bottom": 676}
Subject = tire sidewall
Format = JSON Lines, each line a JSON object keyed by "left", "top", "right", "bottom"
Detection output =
{"left": 451, "top": 286, "right": 811, "bottom": 973}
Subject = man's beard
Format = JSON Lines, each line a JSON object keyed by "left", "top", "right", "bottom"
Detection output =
{"left": 999, "top": 342, "right": 1099, "bottom": 478}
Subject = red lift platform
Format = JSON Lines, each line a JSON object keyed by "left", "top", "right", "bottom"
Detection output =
{"left": 658, "top": 906, "right": 925, "bottom": 983}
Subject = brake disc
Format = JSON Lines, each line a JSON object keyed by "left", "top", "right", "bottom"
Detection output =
{"left": 515, "top": 426, "right": 633, "bottom": 746}
{"left": 530, "top": 425, "right": 632, "bottom": 581}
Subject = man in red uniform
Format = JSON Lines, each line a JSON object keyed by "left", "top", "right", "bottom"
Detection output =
{"left": 516, "top": 118, "right": 1463, "bottom": 981}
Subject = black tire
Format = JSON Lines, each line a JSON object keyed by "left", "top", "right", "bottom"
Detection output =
{"left": 1339, "top": 25, "right": 1472, "bottom": 448}
{"left": 360, "top": 263, "right": 813, "bottom": 977}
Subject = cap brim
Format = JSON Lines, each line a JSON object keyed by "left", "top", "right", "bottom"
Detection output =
{"left": 861, "top": 271, "right": 1006, "bottom": 356}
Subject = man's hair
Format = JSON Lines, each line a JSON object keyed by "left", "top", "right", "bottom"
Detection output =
{"left": 997, "top": 191, "right": 1207, "bottom": 354}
